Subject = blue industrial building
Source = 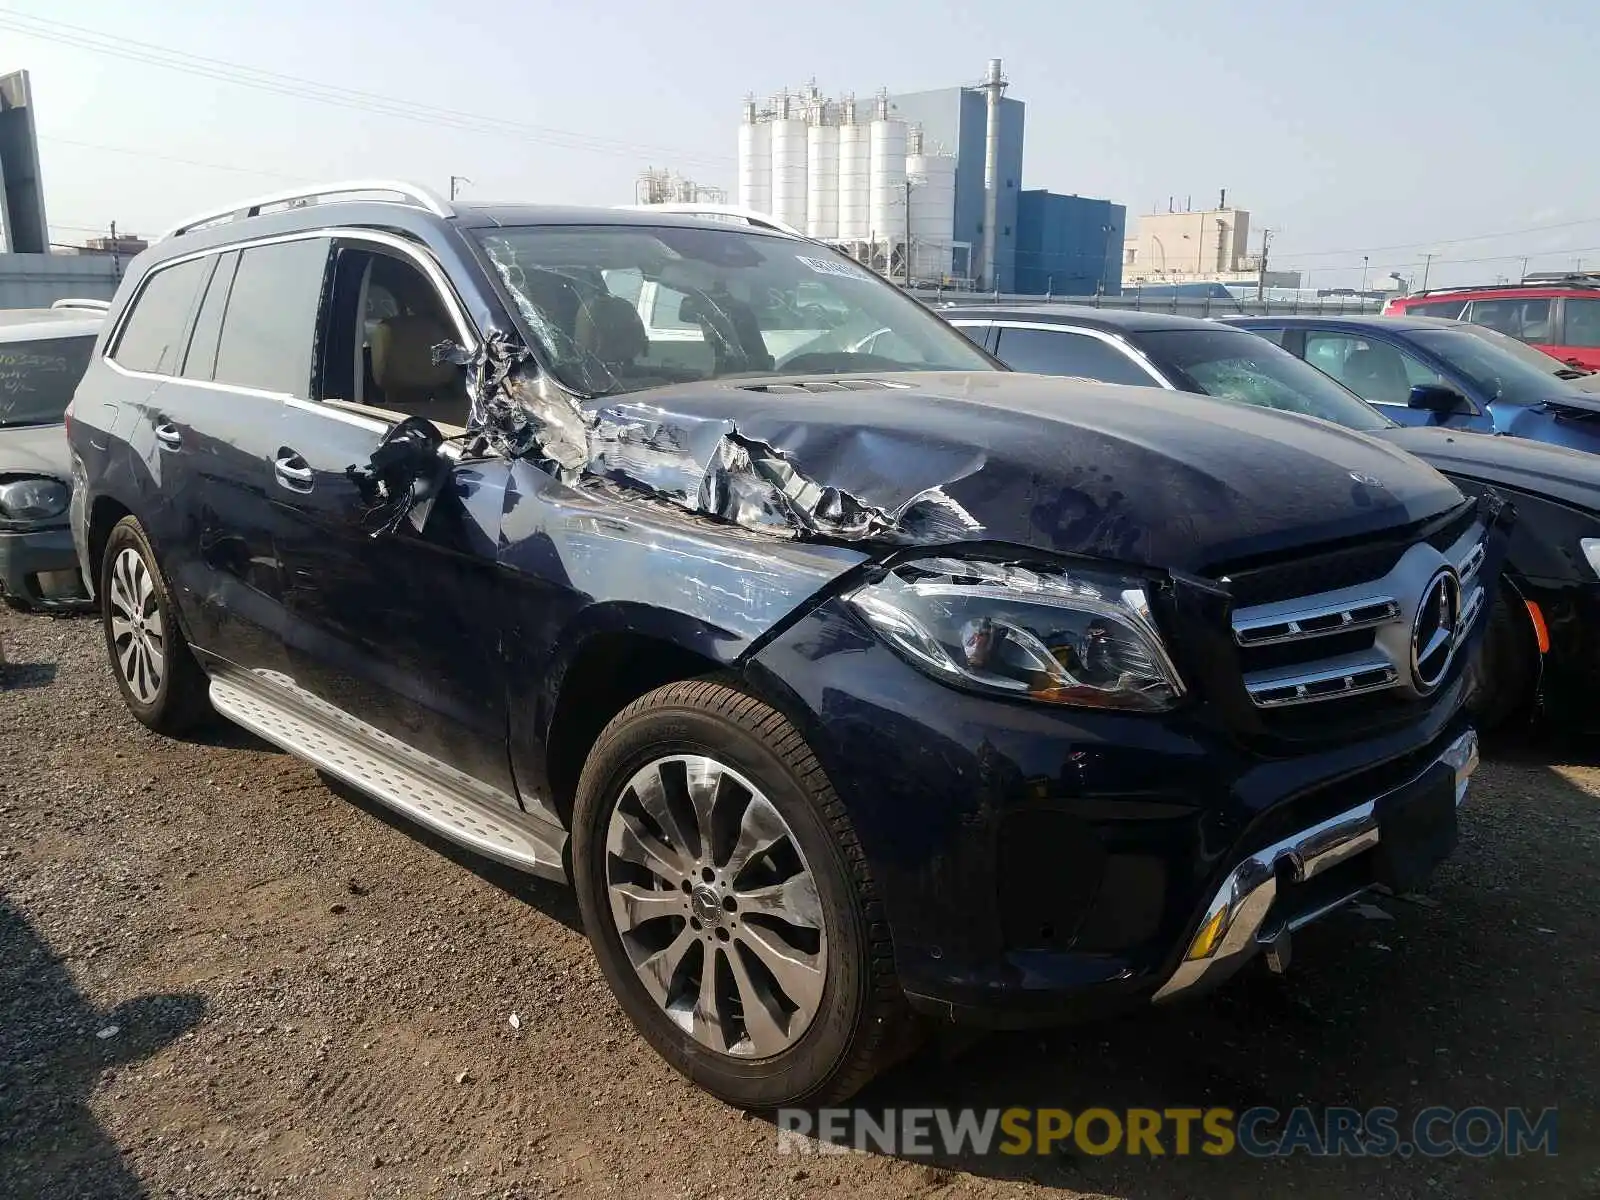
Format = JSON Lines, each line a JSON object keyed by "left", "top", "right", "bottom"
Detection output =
{"left": 1014, "top": 191, "right": 1126, "bottom": 297}
{"left": 886, "top": 83, "right": 1122, "bottom": 295}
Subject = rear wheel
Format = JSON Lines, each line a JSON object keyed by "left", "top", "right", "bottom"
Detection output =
{"left": 101, "top": 517, "right": 210, "bottom": 733}
{"left": 572, "top": 680, "right": 914, "bottom": 1109}
{"left": 1470, "top": 591, "right": 1539, "bottom": 731}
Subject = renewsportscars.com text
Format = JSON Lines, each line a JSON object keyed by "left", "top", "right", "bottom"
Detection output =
{"left": 776, "top": 1106, "right": 1558, "bottom": 1159}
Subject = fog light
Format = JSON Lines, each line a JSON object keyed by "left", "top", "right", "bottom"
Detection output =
{"left": 35, "top": 569, "right": 85, "bottom": 599}
{"left": 1185, "top": 905, "right": 1229, "bottom": 961}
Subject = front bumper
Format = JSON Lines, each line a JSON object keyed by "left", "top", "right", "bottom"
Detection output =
{"left": 0, "top": 523, "right": 91, "bottom": 611}
{"left": 1152, "top": 727, "right": 1478, "bottom": 1002}
{"left": 746, "top": 598, "right": 1483, "bottom": 1029}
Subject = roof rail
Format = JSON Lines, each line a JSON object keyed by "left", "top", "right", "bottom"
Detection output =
{"left": 50, "top": 298, "right": 111, "bottom": 312}
{"left": 618, "top": 203, "right": 806, "bottom": 239}
{"left": 161, "top": 180, "right": 452, "bottom": 241}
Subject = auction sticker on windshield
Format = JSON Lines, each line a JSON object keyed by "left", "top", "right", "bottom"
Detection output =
{"left": 796, "top": 255, "right": 871, "bottom": 279}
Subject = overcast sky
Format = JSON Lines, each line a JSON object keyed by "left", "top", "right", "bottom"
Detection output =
{"left": 6, "top": 0, "right": 1597, "bottom": 289}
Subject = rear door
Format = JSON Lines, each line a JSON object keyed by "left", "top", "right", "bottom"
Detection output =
{"left": 1555, "top": 295, "right": 1600, "bottom": 372}
{"left": 147, "top": 237, "right": 330, "bottom": 677}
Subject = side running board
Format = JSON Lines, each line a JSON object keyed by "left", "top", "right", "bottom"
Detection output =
{"left": 209, "top": 669, "right": 568, "bottom": 882}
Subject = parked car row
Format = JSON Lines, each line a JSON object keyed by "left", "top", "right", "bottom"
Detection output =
{"left": 945, "top": 305, "right": 1600, "bottom": 727}
{"left": 1384, "top": 275, "right": 1600, "bottom": 372}
{"left": 6, "top": 183, "right": 1592, "bottom": 1111}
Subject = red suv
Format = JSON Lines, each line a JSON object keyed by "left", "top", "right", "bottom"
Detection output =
{"left": 1384, "top": 275, "right": 1600, "bottom": 371}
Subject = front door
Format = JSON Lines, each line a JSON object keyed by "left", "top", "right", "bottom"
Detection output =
{"left": 266, "top": 234, "right": 515, "bottom": 797}
{"left": 1296, "top": 329, "right": 1494, "bottom": 432}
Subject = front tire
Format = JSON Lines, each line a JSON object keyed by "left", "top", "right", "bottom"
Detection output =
{"left": 100, "top": 516, "right": 210, "bottom": 734}
{"left": 1470, "top": 592, "right": 1540, "bottom": 731}
{"left": 572, "top": 680, "right": 913, "bottom": 1108}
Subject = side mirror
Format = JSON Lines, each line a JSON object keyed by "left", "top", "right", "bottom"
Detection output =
{"left": 1408, "top": 383, "right": 1471, "bottom": 415}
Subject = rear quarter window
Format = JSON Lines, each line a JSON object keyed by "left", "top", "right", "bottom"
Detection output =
{"left": 111, "top": 257, "right": 210, "bottom": 375}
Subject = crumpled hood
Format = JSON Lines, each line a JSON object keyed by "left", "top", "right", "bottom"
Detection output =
{"left": 0, "top": 422, "right": 71, "bottom": 481}
{"left": 1381, "top": 424, "right": 1600, "bottom": 513}
{"left": 603, "top": 372, "right": 1463, "bottom": 573}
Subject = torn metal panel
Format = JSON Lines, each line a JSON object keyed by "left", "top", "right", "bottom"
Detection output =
{"left": 582, "top": 403, "right": 987, "bottom": 544}
{"left": 442, "top": 332, "right": 592, "bottom": 474}
{"left": 453, "top": 347, "right": 986, "bottom": 545}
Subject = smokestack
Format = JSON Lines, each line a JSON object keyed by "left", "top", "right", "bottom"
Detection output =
{"left": 980, "top": 58, "right": 1007, "bottom": 290}
{"left": 1219, "top": 187, "right": 1226, "bottom": 209}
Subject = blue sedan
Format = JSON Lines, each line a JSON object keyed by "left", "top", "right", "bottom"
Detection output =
{"left": 1226, "top": 314, "right": 1600, "bottom": 455}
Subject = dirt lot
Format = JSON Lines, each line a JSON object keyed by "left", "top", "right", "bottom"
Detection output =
{"left": 1, "top": 605, "right": 1597, "bottom": 1200}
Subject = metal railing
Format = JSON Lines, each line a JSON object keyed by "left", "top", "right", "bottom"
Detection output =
{"left": 911, "top": 289, "right": 1385, "bottom": 318}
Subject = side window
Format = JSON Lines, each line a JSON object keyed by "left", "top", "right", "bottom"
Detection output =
{"left": 214, "top": 238, "right": 330, "bottom": 396}
{"left": 994, "top": 327, "right": 1154, "bottom": 386}
{"left": 318, "top": 242, "right": 470, "bottom": 426}
{"left": 182, "top": 251, "right": 239, "bottom": 381}
{"left": 950, "top": 322, "right": 991, "bottom": 352}
{"left": 1304, "top": 332, "right": 1444, "bottom": 404}
{"left": 1562, "top": 298, "right": 1600, "bottom": 348}
{"left": 111, "top": 258, "right": 209, "bottom": 375}
{"left": 1407, "top": 300, "right": 1467, "bottom": 320}
{"left": 1465, "top": 298, "right": 1551, "bottom": 342}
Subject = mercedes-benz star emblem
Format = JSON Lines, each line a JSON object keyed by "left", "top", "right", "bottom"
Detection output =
{"left": 690, "top": 884, "right": 724, "bottom": 928}
{"left": 1410, "top": 567, "right": 1462, "bottom": 693}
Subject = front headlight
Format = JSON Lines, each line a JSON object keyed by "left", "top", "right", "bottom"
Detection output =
{"left": 0, "top": 477, "right": 70, "bottom": 521}
{"left": 844, "top": 556, "right": 1185, "bottom": 712}
{"left": 1582, "top": 537, "right": 1600, "bottom": 579}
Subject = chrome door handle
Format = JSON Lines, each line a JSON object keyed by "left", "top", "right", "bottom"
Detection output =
{"left": 274, "top": 453, "right": 314, "bottom": 492}
{"left": 154, "top": 422, "right": 182, "bottom": 450}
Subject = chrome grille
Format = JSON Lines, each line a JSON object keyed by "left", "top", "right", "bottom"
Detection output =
{"left": 1230, "top": 521, "right": 1488, "bottom": 710}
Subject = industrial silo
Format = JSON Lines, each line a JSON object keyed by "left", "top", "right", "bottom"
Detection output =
{"left": 768, "top": 96, "right": 809, "bottom": 233}
{"left": 806, "top": 121, "right": 839, "bottom": 240}
{"left": 868, "top": 104, "right": 908, "bottom": 251}
{"left": 836, "top": 98, "right": 869, "bottom": 242}
{"left": 907, "top": 151, "right": 957, "bottom": 280}
{"left": 736, "top": 102, "right": 771, "bottom": 215}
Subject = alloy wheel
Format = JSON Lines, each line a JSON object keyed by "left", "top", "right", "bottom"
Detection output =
{"left": 108, "top": 547, "right": 165, "bottom": 705}
{"left": 604, "top": 754, "right": 828, "bottom": 1059}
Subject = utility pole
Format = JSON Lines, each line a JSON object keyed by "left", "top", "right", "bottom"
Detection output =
{"left": 1421, "top": 251, "right": 1436, "bottom": 292}
{"left": 1360, "top": 255, "right": 1369, "bottom": 293}
{"left": 1256, "top": 229, "right": 1274, "bottom": 301}
{"left": 1520, "top": 256, "right": 1529, "bottom": 282}
{"left": 449, "top": 175, "right": 471, "bottom": 201}
{"left": 109, "top": 220, "right": 121, "bottom": 282}
{"left": 905, "top": 176, "right": 914, "bottom": 287}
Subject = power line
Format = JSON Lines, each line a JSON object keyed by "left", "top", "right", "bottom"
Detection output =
{"left": 1275, "top": 216, "right": 1600, "bottom": 262}
{"left": 39, "top": 134, "right": 309, "bottom": 182}
{"left": 0, "top": 8, "right": 732, "bottom": 168}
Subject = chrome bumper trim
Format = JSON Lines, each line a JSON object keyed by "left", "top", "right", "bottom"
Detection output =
{"left": 1152, "top": 728, "right": 1478, "bottom": 1003}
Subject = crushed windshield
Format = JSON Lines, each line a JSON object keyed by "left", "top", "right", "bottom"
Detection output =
{"left": 474, "top": 224, "right": 992, "bottom": 397}
{"left": 1408, "top": 328, "right": 1573, "bottom": 405}
{"left": 0, "top": 335, "right": 95, "bottom": 428}
{"left": 1133, "top": 328, "right": 1391, "bottom": 432}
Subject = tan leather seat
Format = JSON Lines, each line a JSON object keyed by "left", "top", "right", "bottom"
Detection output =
{"left": 370, "top": 313, "right": 469, "bottom": 425}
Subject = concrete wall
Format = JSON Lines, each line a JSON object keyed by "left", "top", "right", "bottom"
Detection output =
{"left": 1014, "top": 192, "right": 1126, "bottom": 297}
{"left": 886, "top": 86, "right": 1024, "bottom": 289}
{"left": 0, "top": 253, "right": 122, "bottom": 309}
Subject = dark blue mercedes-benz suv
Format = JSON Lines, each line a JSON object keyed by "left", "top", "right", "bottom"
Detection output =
{"left": 67, "top": 183, "right": 1503, "bottom": 1108}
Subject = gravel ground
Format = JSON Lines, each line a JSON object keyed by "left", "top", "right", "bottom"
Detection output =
{"left": 2, "top": 605, "right": 1597, "bottom": 1200}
